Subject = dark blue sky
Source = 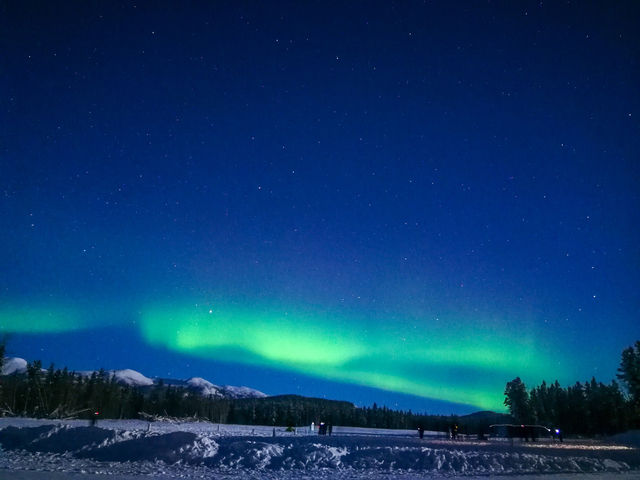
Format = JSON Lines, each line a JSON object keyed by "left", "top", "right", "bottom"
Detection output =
{"left": 1, "top": 1, "right": 639, "bottom": 413}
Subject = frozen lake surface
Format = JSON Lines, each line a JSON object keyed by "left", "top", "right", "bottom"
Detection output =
{"left": 0, "top": 418, "right": 638, "bottom": 479}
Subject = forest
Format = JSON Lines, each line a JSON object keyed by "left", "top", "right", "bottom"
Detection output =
{"left": 503, "top": 340, "right": 640, "bottom": 435}
{"left": 1, "top": 340, "right": 638, "bottom": 436}
{"left": 0, "top": 360, "right": 483, "bottom": 433}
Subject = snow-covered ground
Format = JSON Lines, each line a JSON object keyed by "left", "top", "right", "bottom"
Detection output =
{"left": 0, "top": 418, "right": 638, "bottom": 479}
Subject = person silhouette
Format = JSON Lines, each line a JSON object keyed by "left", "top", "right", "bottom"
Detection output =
{"left": 90, "top": 411, "right": 99, "bottom": 426}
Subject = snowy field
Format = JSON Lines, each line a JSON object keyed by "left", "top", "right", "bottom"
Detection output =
{"left": 0, "top": 418, "right": 639, "bottom": 479}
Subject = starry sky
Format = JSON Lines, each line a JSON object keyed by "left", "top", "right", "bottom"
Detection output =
{"left": 1, "top": 1, "right": 639, "bottom": 414}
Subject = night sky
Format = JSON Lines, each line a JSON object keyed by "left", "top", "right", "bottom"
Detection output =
{"left": 2, "top": 1, "right": 639, "bottom": 414}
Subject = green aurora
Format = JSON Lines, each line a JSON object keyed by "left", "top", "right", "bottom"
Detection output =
{"left": 0, "top": 301, "right": 571, "bottom": 410}
{"left": 140, "top": 303, "right": 568, "bottom": 410}
{"left": 0, "top": 305, "right": 84, "bottom": 333}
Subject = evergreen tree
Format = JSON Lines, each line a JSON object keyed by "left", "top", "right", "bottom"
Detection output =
{"left": 617, "top": 340, "right": 640, "bottom": 425}
{"left": 504, "top": 377, "right": 533, "bottom": 424}
{"left": 0, "top": 337, "right": 5, "bottom": 408}
{"left": 0, "top": 337, "right": 5, "bottom": 373}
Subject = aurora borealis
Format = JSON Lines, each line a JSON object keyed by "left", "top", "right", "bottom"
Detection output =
{"left": 139, "top": 302, "right": 561, "bottom": 409}
{"left": 2, "top": 2, "right": 639, "bottom": 413}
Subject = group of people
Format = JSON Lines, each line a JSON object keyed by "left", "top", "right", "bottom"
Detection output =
{"left": 311, "top": 421, "right": 333, "bottom": 435}
{"left": 417, "top": 424, "right": 459, "bottom": 440}
{"left": 490, "top": 424, "right": 563, "bottom": 442}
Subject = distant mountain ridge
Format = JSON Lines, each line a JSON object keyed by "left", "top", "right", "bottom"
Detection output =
{"left": 159, "top": 376, "right": 269, "bottom": 399}
{"left": 1, "top": 357, "right": 27, "bottom": 376}
{"left": 1, "top": 356, "right": 267, "bottom": 400}
{"left": 1, "top": 356, "right": 507, "bottom": 421}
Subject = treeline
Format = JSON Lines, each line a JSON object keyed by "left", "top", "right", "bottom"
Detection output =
{"left": 504, "top": 377, "right": 628, "bottom": 435}
{"left": 4, "top": 340, "right": 638, "bottom": 437}
{"left": 0, "top": 362, "right": 145, "bottom": 419}
{"left": 0, "top": 359, "right": 496, "bottom": 433}
{"left": 212, "top": 395, "right": 476, "bottom": 433}
{"left": 504, "top": 340, "right": 640, "bottom": 435}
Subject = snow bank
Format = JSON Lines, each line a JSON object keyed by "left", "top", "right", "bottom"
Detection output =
{"left": 0, "top": 421, "right": 637, "bottom": 477}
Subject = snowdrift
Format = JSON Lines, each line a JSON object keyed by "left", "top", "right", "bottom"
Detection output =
{"left": 0, "top": 421, "right": 637, "bottom": 477}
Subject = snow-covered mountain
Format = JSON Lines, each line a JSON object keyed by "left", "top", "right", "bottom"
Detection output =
{"left": 186, "top": 377, "right": 223, "bottom": 397}
{"left": 112, "top": 369, "right": 155, "bottom": 387}
{"left": 75, "top": 368, "right": 154, "bottom": 387}
{"left": 220, "top": 385, "right": 267, "bottom": 399}
{"left": 1, "top": 357, "right": 27, "bottom": 375}
{"left": 1, "top": 357, "right": 266, "bottom": 399}
{"left": 183, "top": 377, "right": 267, "bottom": 399}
